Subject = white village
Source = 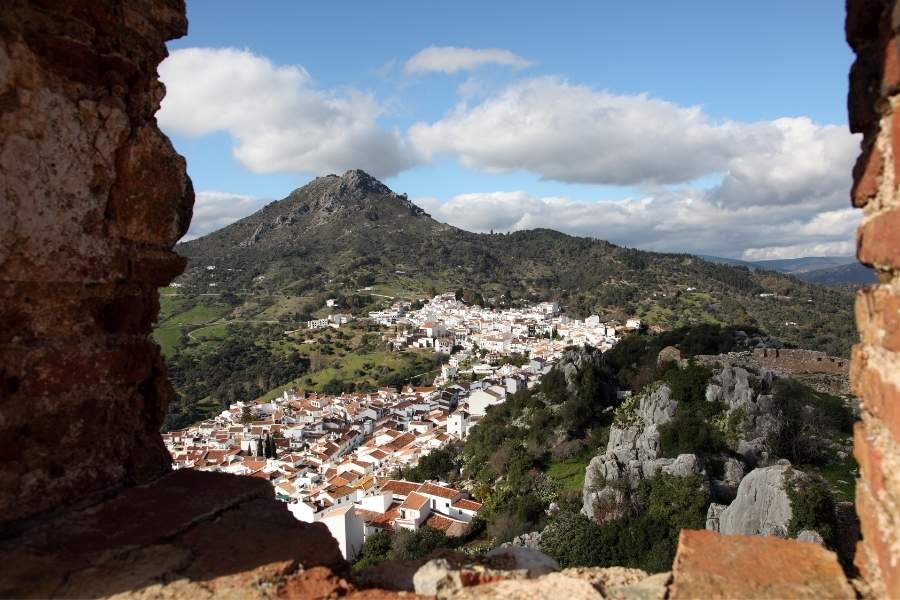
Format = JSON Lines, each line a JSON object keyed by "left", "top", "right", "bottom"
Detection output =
{"left": 163, "top": 293, "right": 638, "bottom": 561}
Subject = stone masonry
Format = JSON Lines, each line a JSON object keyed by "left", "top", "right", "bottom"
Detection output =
{"left": 0, "top": 0, "right": 195, "bottom": 530}
{"left": 847, "top": 0, "right": 900, "bottom": 596}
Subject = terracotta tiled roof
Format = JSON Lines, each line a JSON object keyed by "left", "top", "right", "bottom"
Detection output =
{"left": 400, "top": 492, "right": 429, "bottom": 511}
{"left": 452, "top": 498, "right": 482, "bottom": 511}
{"left": 417, "top": 483, "right": 460, "bottom": 500}
{"left": 381, "top": 480, "right": 420, "bottom": 498}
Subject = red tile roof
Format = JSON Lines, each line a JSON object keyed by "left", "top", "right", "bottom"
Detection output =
{"left": 400, "top": 492, "right": 429, "bottom": 511}
{"left": 381, "top": 480, "right": 420, "bottom": 497}
{"left": 417, "top": 483, "right": 460, "bottom": 500}
{"left": 452, "top": 498, "right": 482, "bottom": 511}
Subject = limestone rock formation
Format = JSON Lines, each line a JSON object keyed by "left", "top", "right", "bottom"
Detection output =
{"left": 484, "top": 546, "right": 560, "bottom": 577}
{"left": 714, "top": 463, "right": 796, "bottom": 537}
{"left": 582, "top": 383, "right": 703, "bottom": 521}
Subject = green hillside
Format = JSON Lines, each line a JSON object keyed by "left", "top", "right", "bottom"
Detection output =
{"left": 172, "top": 169, "right": 855, "bottom": 357}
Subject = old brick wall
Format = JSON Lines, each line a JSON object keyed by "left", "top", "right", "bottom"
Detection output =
{"left": 847, "top": 0, "right": 900, "bottom": 596}
{"left": 0, "top": 0, "right": 193, "bottom": 530}
{"left": 752, "top": 348, "right": 850, "bottom": 374}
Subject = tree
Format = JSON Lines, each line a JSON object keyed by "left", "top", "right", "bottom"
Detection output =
{"left": 240, "top": 405, "right": 254, "bottom": 424}
{"left": 264, "top": 433, "right": 273, "bottom": 459}
{"left": 256, "top": 438, "right": 264, "bottom": 458}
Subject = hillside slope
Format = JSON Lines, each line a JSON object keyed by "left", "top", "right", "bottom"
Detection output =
{"left": 175, "top": 170, "right": 855, "bottom": 356}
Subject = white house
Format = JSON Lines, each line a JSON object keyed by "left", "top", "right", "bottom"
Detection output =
{"left": 467, "top": 385, "right": 506, "bottom": 417}
{"left": 396, "top": 492, "right": 431, "bottom": 530}
{"left": 320, "top": 505, "right": 364, "bottom": 561}
{"left": 447, "top": 411, "right": 470, "bottom": 439}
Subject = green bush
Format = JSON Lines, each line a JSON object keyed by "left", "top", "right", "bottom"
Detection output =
{"left": 540, "top": 473, "right": 707, "bottom": 573}
{"left": 785, "top": 470, "right": 836, "bottom": 544}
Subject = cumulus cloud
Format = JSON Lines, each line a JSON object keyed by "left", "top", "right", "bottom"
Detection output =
{"left": 415, "top": 187, "right": 861, "bottom": 261}
{"left": 181, "top": 191, "right": 269, "bottom": 241}
{"left": 158, "top": 47, "right": 416, "bottom": 178}
{"left": 404, "top": 46, "right": 534, "bottom": 75}
{"left": 408, "top": 77, "right": 859, "bottom": 189}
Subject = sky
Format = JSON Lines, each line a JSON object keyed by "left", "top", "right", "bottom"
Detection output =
{"left": 159, "top": 1, "right": 860, "bottom": 260}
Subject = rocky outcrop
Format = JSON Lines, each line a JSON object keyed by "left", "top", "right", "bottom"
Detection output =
{"left": 713, "top": 463, "right": 796, "bottom": 537}
{"left": 706, "top": 365, "right": 781, "bottom": 466}
{"left": 0, "top": 470, "right": 347, "bottom": 598}
{"left": 582, "top": 383, "right": 703, "bottom": 521}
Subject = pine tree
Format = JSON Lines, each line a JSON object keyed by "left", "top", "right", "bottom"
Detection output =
{"left": 264, "top": 433, "right": 273, "bottom": 459}
{"left": 256, "top": 438, "right": 264, "bottom": 457}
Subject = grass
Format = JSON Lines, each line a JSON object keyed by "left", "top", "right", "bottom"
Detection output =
{"left": 160, "top": 304, "right": 231, "bottom": 327}
{"left": 153, "top": 326, "right": 182, "bottom": 357}
{"left": 804, "top": 451, "right": 858, "bottom": 503}
{"left": 546, "top": 453, "right": 592, "bottom": 492}
{"left": 190, "top": 323, "right": 229, "bottom": 341}
{"left": 153, "top": 302, "right": 232, "bottom": 357}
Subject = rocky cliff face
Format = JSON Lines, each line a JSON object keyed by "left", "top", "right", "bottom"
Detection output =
{"left": 708, "top": 463, "right": 796, "bottom": 537}
{"left": 582, "top": 383, "right": 703, "bottom": 522}
{"left": 240, "top": 170, "right": 429, "bottom": 247}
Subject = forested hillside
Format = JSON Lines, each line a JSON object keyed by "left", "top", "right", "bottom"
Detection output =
{"left": 173, "top": 170, "right": 855, "bottom": 357}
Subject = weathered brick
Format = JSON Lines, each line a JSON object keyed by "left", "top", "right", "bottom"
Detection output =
{"left": 885, "top": 36, "right": 900, "bottom": 92}
{"left": 847, "top": 0, "right": 887, "bottom": 50}
{"left": 108, "top": 125, "right": 194, "bottom": 245}
{"left": 853, "top": 419, "right": 886, "bottom": 500}
{"left": 856, "top": 285, "right": 900, "bottom": 351}
{"left": 853, "top": 359, "right": 900, "bottom": 443}
{"left": 858, "top": 206, "right": 900, "bottom": 268}
{"left": 852, "top": 140, "right": 883, "bottom": 207}
{"left": 670, "top": 530, "right": 854, "bottom": 599}
{"left": 849, "top": 51, "right": 882, "bottom": 133}
{"left": 855, "top": 482, "right": 900, "bottom": 598}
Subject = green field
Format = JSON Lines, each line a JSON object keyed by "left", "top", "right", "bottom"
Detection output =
{"left": 153, "top": 302, "right": 233, "bottom": 357}
{"left": 546, "top": 454, "right": 592, "bottom": 492}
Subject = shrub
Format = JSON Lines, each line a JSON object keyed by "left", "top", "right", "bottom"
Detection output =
{"left": 785, "top": 470, "right": 836, "bottom": 544}
{"left": 541, "top": 473, "right": 708, "bottom": 573}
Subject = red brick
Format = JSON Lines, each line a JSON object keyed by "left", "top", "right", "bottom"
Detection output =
{"left": 853, "top": 420, "right": 886, "bottom": 500}
{"left": 885, "top": 36, "right": 900, "bottom": 92}
{"left": 856, "top": 286, "right": 900, "bottom": 351}
{"left": 852, "top": 142, "right": 883, "bottom": 207}
{"left": 670, "top": 530, "right": 854, "bottom": 599}
{"left": 855, "top": 483, "right": 900, "bottom": 598}
{"left": 858, "top": 207, "right": 900, "bottom": 268}
{"left": 853, "top": 360, "right": 900, "bottom": 444}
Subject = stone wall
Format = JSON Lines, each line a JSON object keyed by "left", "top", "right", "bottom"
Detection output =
{"left": 751, "top": 348, "right": 850, "bottom": 375}
{"left": 846, "top": 0, "right": 900, "bottom": 596}
{"left": 0, "top": 0, "right": 193, "bottom": 530}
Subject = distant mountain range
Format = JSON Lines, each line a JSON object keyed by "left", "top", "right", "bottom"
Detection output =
{"left": 699, "top": 255, "right": 872, "bottom": 285}
{"left": 175, "top": 170, "right": 856, "bottom": 356}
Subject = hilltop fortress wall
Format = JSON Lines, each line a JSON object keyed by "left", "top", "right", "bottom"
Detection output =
{"left": 752, "top": 348, "right": 849, "bottom": 375}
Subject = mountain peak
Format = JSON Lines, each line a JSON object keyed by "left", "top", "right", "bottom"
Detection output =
{"left": 230, "top": 170, "right": 429, "bottom": 248}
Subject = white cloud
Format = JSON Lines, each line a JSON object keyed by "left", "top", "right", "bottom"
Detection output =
{"left": 404, "top": 46, "right": 533, "bottom": 75}
{"left": 415, "top": 186, "right": 861, "bottom": 261}
{"left": 181, "top": 191, "right": 269, "bottom": 241}
{"left": 158, "top": 47, "right": 416, "bottom": 178}
{"left": 408, "top": 77, "right": 859, "bottom": 189}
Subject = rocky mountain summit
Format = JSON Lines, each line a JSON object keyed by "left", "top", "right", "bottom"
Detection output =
{"left": 236, "top": 169, "right": 432, "bottom": 247}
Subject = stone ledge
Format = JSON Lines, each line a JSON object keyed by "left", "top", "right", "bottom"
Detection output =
{"left": 0, "top": 469, "right": 351, "bottom": 598}
{"left": 669, "top": 529, "right": 855, "bottom": 599}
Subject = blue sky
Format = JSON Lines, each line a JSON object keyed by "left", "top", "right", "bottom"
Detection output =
{"left": 160, "top": 1, "right": 860, "bottom": 259}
